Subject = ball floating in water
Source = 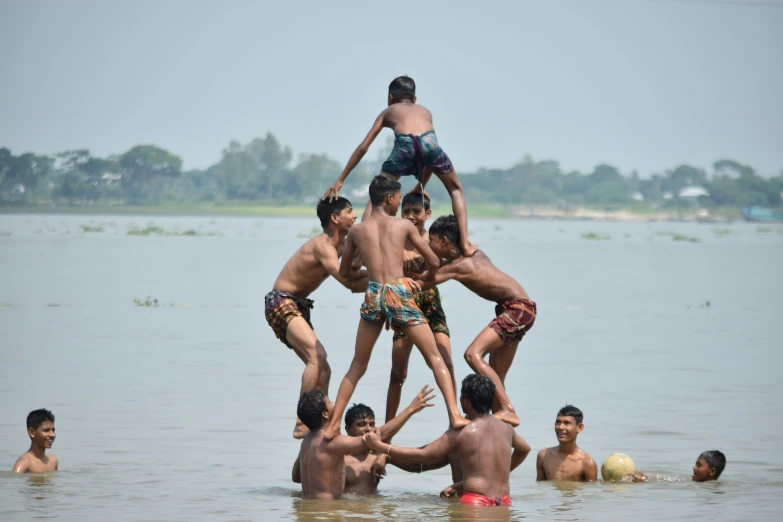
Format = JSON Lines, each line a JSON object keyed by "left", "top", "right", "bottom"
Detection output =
{"left": 601, "top": 453, "right": 636, "bottom": 481}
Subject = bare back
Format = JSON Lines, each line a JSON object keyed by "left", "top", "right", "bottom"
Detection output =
{"left": 449, "top": 251, "right": 528, "bottom": 303}
{"left": 456, "top": 416, "right": 514, "bottom": 498}
{"left": 382, "top": 103, "right": 435, "bottom": 136}
{"left": 298, "top": 431, "right": 347, "bottom": 499}
{"left": 273, "top": 234, "right": 343, "bottom": 297}
{"left": 349, "top": 216, "right": 414, "bottom": 284}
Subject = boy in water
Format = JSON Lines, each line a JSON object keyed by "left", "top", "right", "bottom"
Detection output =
{"left": 323, "top": 75, "right": 477, "bottom": 256}
{"left": 265, "top": 197, "right": 368, "bottom": 439}
{"left": 13, "top": 409, "right": 58, "bottom": 473}
{"left": 364, "top": 374, "right": 531, "bottom": 506}
{"left": 323, "top": 177, "right": 469, "bottom": 439}
{"left": 385, "top": 193, "right": 455, "bottom": 423}
{"left": 629, "top": 450, "right": 727, "bottom": 482}
{"left": 418, "top": 215, "right": 537, "bottom": 426}
{"left": 293, "top": 386, "right": 434, "bottom": 499}
{"left": 536, "top": 405, "right": 598, "bottom": 481}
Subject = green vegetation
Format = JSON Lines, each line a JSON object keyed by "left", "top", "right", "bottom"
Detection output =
{"left": 80, "top": 224, "right": 104, "bottom": 233}
{"left": 757, "top": 227, "right": 773, "bottom": 233}
{"left": 133, "top": 297, "right": 159, "bottom": 307}
{"left": 672, "top": 233, "right": 701, "bottom": 243}
{"left": 581, "top": 232, "right": 611, "bottom": 240}
{"left": 713, "top": 228, "right": 734, "bottom": 237}
{"left": 127, "top": 226, "right": 165, "bottom": 236}
{"left": 298, "top": 226, "right": 322, "bottom": 238}
{"left": 0, "top": 230, "right": 11, "bottom": 237}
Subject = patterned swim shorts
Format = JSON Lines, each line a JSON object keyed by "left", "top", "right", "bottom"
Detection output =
{"left": 392, "top": 286, "right": 449, "bottom": 341}
{"left": 264, "top": 290, "right": 314, "bottom": 348}
{"left": 381, "top": 131, "right": 454, "bottom": 181}
{"left": 488, "top": 298, "right": 537, "bottom": 346}
{"left": 360, "top": 278, "right": 427, "bottom": 330}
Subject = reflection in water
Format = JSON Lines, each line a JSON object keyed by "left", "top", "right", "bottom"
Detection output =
{"left": 550, "top": 481, "right": 585, "bottom": 515}
{"left": 445, "top": 501, "right": 516, "bottom": 522}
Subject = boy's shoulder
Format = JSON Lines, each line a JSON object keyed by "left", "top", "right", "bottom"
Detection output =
{"left": 13, "top": 453, "right": 32, "bottom": 472}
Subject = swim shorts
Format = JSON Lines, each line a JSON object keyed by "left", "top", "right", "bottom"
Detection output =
{"left": 264, "top": 291, "right": 314, "bottom": 348}
{"left": 392, "top": 286, "right": 449, "bottom": 341}
{"left": 361, "top": 278, "right": 427, "bottom": 330}
{"left": 488, "top": 298, "right": 537, "bottom": 346}
{"left": 459, "top": 492, "right": 512, "bottom": 506}
{"left": 381, "top": 130, "right": 454, "bottom": 181}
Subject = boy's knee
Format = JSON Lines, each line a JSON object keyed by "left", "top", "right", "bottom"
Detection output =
{"left": 350, "top": 360, "right": 369, "bottom": 378}
{"left": 464, "top": 350, "right": 480, "bottom": 367}
{"left": 390, "top": 365, "right": 407, "bottom": 385}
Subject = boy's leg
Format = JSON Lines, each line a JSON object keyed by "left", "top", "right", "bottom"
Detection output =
{"left": 434, "top": 332, "right": 457, "bottom": 395}
{"left": 435, "top": 170, "right": 477, "bottom": 256}
{"left": 285, "top": 316, "right": 331, "bottom": 439}
{"left": 488, "top": 340, "right": 521, "bottom": 414}
{"left": 402, "top": 324, "right": 469, "bottom": 429}
{"left": 385, "top": 336, "right": 414, "bottom": 423}
{"left": 463, "top": 327, "right": 520, "bottom": 426}
{"left": 323, "top": 319, "right": 384, "bottom": 439}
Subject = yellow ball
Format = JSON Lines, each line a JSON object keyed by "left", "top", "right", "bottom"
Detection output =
{"left": 601, "top": 453, "right": 636, "bottom": 481}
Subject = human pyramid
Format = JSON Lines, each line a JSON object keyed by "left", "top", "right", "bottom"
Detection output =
{"left": 261, "top": 76, "right": 726, "bottom": 505}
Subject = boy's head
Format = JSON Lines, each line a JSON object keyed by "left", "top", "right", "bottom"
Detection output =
{"left": 369, "top": 175, "right": 401, "bottom": 213}
{"left": 316, "top": 196, "right": 356, "bottom": 232}
{"left": 26, "top": 408, "right": 56, "bottom": 448}
{"left": 388, "top": 75, "right": 416, "bottom": 104}
{"left": 554, "top": 405, "right": 584, "bottom": 444}
{"left": 460, "top": 374, "right": 495, "bottom": 415}
{"left": 297, "top": 390, "right": 333, "bottom": 432}
{"left": 429, "top": 215, "right": 461, "bottom": 258}
{"left": 401, "top": 193, "right": 432, "bottom": 232}
{"left": 693, "top": 450, "right": 726, "bottom": 482}
{"left": 344, "top": 403, "right": 376, "bottom": 436}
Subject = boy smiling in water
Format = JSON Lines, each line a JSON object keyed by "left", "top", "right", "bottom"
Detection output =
{"left": 536, "top": 405, "right": 597, "bottom": 481}
{"left": 323, "top": 75, "right": 477, "bottom": 256}
{"left": 13, "top": 409, "right": 58, "bottom": 473}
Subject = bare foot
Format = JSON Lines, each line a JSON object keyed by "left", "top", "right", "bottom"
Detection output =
{"left": 493, "top": 410, "right": 520, "bottom": 427}
{"left": 322, "top": 420, "right": 341, "bottom": 440}
{"left": 406, "top": 185, "right": 430, "bottom": 199}
{"left": 293, "top": 419, "right": 309, "bottom": 440}
{"left": 450, "top": 415, "right": 471, "bottom": 430}
{"left": 461, "top": 242, "right": 479, "bottom": 257}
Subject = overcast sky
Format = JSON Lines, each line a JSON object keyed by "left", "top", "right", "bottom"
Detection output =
{"left": 1, "top": 0, "right": 781, "bottom": 177}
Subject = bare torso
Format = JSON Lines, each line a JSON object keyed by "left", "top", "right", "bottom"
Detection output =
{"left": 343, "top": 452, "right": 381, "bottom": 495}
{"left": 456, "top": 416, "right": 514, "bottom": 498}
{"left": 350, "top": 216, "right": 413, "bottom": 284}
{"left": 382, "top": 103, "right": 435, "bottom": 136}
{"left": 273, "top": 234, "right": 344, "bottom": 297}
{"left": 539, "top": 447, "right": 594, "bottom": 481}
{"left": 298, "top": 431, "right": 347, "bottom": 500}
{"left": 449, "top": 251, "right": 528, "bottom": 304}
{"left": 14, "top": 452, "right": 58, "bottom": 473}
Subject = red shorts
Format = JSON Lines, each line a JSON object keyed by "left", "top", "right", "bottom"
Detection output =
{"left": 489, "top": 298, "right": 536, "bottom": 346}
{"left": 459, "top": 492, "right": 512, "bottom": 506}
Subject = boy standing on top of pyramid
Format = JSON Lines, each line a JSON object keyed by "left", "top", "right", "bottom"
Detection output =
{"left": 323, "top": 75, "right": 477, "bottom": 256}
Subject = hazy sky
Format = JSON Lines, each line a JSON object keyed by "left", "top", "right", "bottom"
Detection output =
{"left": 1, "top": 0, "right": 781, "bottom": 177}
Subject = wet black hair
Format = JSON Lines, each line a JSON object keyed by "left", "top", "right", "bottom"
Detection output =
{"left": 345, "top": 403, "right": 375, "bottom": 427}
{"left": 369, "top": 175, "right": 401, "bottom": 206}
{"left": 461, "top": 374, "right": 495, "bottom": 414}
{"left": 429, "top": 215, "right": 460, "bottom": 248}
{"left": 699, "top": 450, "right": 726, "bottom": 478}
{"left": 389, "top": 75, "right": 416, "bottom": 102}
{"left": 27, "top": 409, "right": 55, "bottom": 430}
{"left": 557, "top": 405, "right": 584, "bottom": 424}
{"left": 316, "top": 196, "right": 352, "bottom": 230}
{"left": 402, "top": 192, "right": 431, "bottom": 212}
{"left": 297, "top": 390, "right": 327, "bottom": 431}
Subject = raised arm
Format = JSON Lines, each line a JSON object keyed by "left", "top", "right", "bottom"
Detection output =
{"left": 510, "top": 431, "right": 531, "bottom": 472}
{"left": 535, "top": 449, "right": 547, "bottom": 481}
{"left": 405, "top": 222, "right": 439, "bottom": 281}
{"left": 324, "top": 112, "right": 386, "bottom": 201}
{"left": 318, "top": 239, "right": 367, "bottom": 293}
{"left": 378, "top": 385, "right": 435, "bottom": 442}
{"left": 364, "top": 429, "right": 455, "bottom": 464}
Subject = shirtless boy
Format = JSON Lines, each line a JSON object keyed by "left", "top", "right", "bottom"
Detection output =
{"left": 386, "top": 193, "right": 455, "bottom": 423}
{"left": 13, "top": 409, "right": 58, "bottom": 473}
{"left": 323, "top": 75, "right": 476, "bottom": 256}
{"left": 364, "top": 374, "right": 531, "bottom": 506}
{"left": 323, "top": 176, "right": 468, "bottom": 439}
{"left": 629, "top": 450, "right": 727, "bottom": 482}
{"left": 536, "top": 405, "right": 598, "bottom": 481}
{"left": 420, "top": 215, "right": 537, "bottom": 426}
{"left": 265, "top": 197, "right": 368, "bottom": 438}
{"left": 293, "top": 385, "right": 434, "bottom": 499}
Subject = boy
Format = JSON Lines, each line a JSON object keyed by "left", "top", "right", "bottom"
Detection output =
{"left": 13, "top": 409, "right": 58, "bottom": 473}
{"left": 323, "top": 176, "right": 468, "bottom": 439}
{"left": 385, "top": 193, "right": 455, "bottom": 423}
{"left": 536, "top": 405, "right": 598, "bottom": 481}
{"left": 323, "top": 75, "right": 477, "bottom": 256}
{"left": 265, "top": 197, "right": 368, "bottom": 438}
{"left": 419, "top": 215, "right": 536, "bottom": 426}
{"left": 364, "top": 374, "right": 531, "bottom": 506}
{"left": 629, "top": 450, "right": 727, "bottom": 482}
{"left": 293, "top": 385, "right": 434, "bottom": 499}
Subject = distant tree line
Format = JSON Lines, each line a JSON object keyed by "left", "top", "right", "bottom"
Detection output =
{"left": 1, "top": 135, "right": 781, "bottom": 209}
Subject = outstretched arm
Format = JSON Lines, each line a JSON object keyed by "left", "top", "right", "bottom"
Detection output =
{"left": 510, "top": 431, "right": 531, "bottom": 472}
{"left": 388, "top": 452, "right": 450, "bottom": 473}
{"left": 378, "top": 385, "right": 435, "bottom": 442}
{"left": 319, "top": 239, "right": 367, "bottom": 293}
{"left": 415, "top": 260, "right": 464, "bottom": 290}
{"left": 324, "top": 112, "right": 386, "bottom": 201}
{"left": 364, "top": 429, "right": 455, "bottom": 464}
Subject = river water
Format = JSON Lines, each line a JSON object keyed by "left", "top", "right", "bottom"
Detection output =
{"left": 0, "top": 214, "right": 781, "bottom": 521}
